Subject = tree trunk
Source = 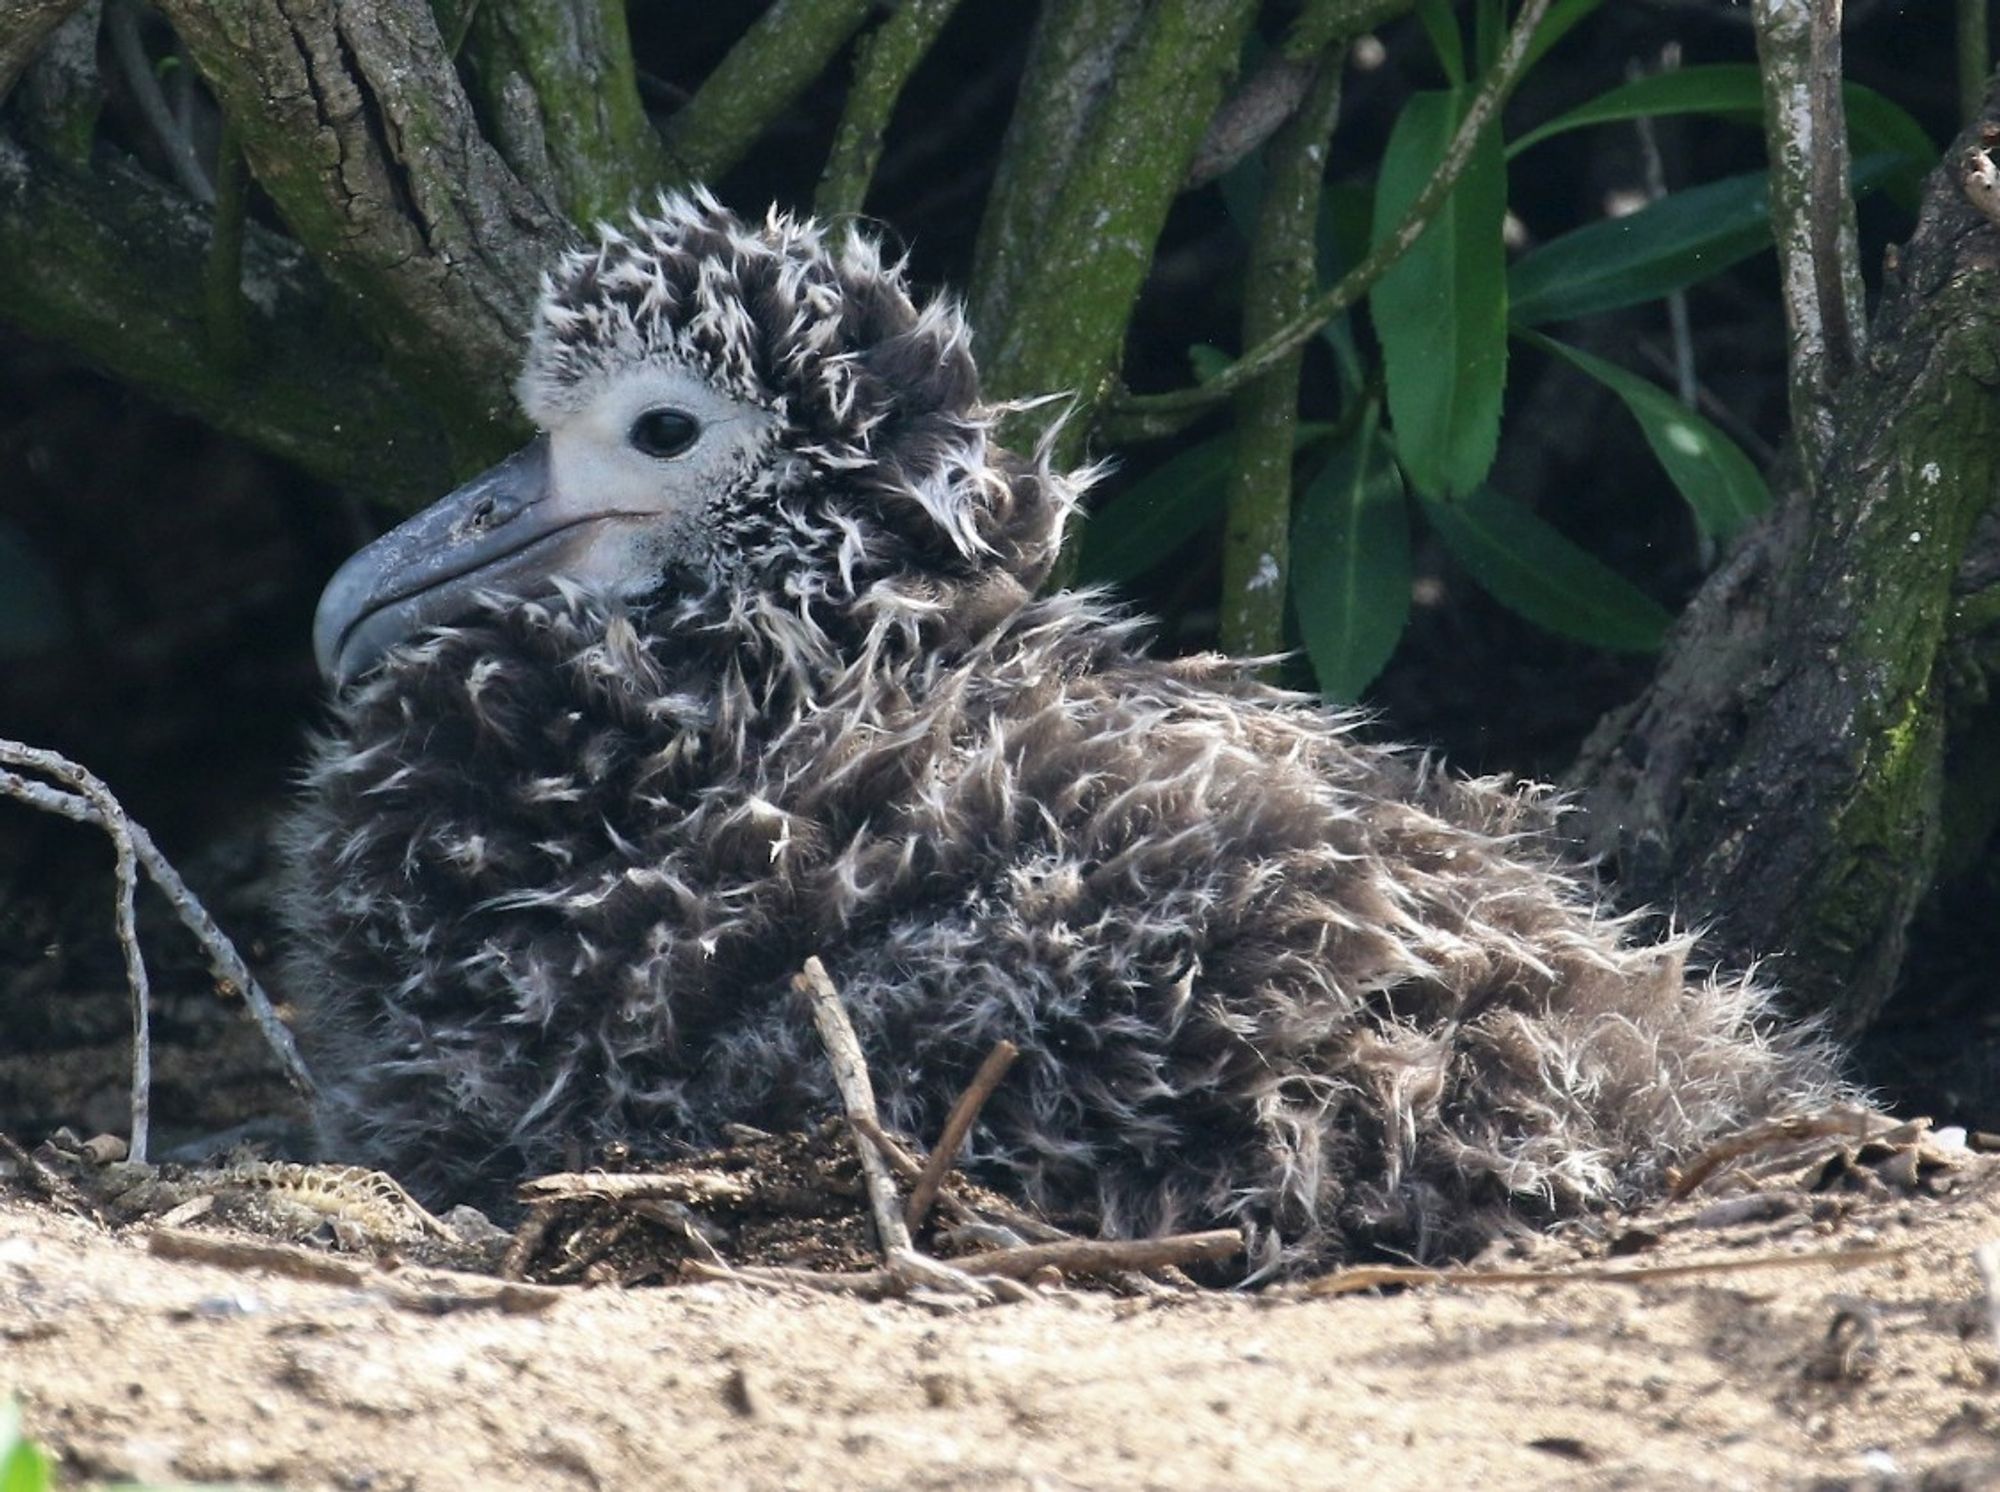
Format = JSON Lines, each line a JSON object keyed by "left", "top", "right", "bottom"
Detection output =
{"left": 1569, "top": 97, "right": 2000, "bottom": 1035}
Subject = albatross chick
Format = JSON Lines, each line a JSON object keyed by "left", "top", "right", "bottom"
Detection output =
{"left": 282, "top": 192, "right": 1846, "bottom": 1275}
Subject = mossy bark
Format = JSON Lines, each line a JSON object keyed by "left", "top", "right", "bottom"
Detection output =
{"left": 8, "top": 0, "right": 99, "bottom": 163}
{"left": 1219, "top": 51, "right": 1345, "bottom": 659}
{"left": 0, "top": 0, "right": 85, "bottom": 103}
{"left": 814, "top": 0, "right": 964, "bottom": 221}
{"left": 967, "top": 0, "right": 1143, "bottom": 343}
{"left": 0, "top": 137, "right": 453, "bottom": 501}
{"left": 974, "top": 0, "right": 1258, "bottom": 467}
{"left": 661, "top": 0, "right": 875, "bottom": 187}
{"left": 157, "top": 0, "right": 564, "bottom": 466}
{"left": 461, "top": 0, "right": 667, "bottom": 225}
{"left": 1571, "top": 106, "right": 2000, "bottom": 1032}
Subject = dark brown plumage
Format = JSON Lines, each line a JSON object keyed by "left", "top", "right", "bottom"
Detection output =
{"left": 280, "top": 192, "right": 1846, "bottom": 1275}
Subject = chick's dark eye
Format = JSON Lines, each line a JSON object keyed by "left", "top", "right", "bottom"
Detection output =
{"left": 629, "top": 408, "right": 701, "bottom": 458}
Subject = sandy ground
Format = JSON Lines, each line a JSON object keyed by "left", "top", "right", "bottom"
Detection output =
{"left": 7, "top": 1148, "right": 2000, "bottom": 1492}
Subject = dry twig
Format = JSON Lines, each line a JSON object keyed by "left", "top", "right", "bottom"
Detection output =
{"left": 0, "top": 741, "right": 317, "bottom": 1119}
{"left": 518, "top": 1170, "right": 757, "bottom": 1207}
{"left": 794, "top": 956, "right": 996, "bottom": 1304}
{"left": 1666, "top": 1109, "right": 1882, "bottom": 1200}
{"left": 1300, "top": 1244, "right": 1915, "bottom": 1298}
{"left": 681, "top": 1258, "right": 898, "bottom": 1298}
{"left": 147, "top": 1226, "right": 562, "bottom": 1313}
{"left": 794, "top": 956, "right": 915, "bottom": 1258}
{"left": 905, "top": 1039, "right": 1018, "bottom": 1233}
{"left": 847, "top": 1112, "right": 1238, "bottom": 1285}
{"left": 956, "top": 1229, "right": 1244, "bottom": 1282}
{"left": 2, "top": 741, "right": 154, "bottom": 1159}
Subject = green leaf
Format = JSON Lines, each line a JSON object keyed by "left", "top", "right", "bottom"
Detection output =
{"left": 1371, "top": 88, "right": 1509, "bottom": 499}
{"left": 1076, "top": 437, "right": 1236, "bottom": 586}
{"left": 1292, "top": 406, "right": 1411, "bottom": 700}
{"left": 1472, "top": 0, "right": 1501, "bottom": 75}
{"left": 1078, "top": 424, "right": 1339, "bottom": 587}
{"left": 1507, "top": 64, "right": 1934, "bottom": 210}
{"left": 1316, "top": 183, "right": 1374, "bottom": 395}
{"left": 1508, "top": 169, "right": 1774, "bottom": 327}
{"left": 1414, "top": 0, "right": 1464, "bottom": 86}
{"left": 1508, "top": 153, "right": 1903, "bottom": 326}
{"left": 1186, "top": 344, "right": 1234, "bottom": 384}
{"left": 1523, "top": 331, "right": 1768, "bottom": 543}
{"left": 1420, "top": 487, "right": 1670, "bottom": 652}
{"left": 0, "top": 1403, "right": 51, "bottom": 1492}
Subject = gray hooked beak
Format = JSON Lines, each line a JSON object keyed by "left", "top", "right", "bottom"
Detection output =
{"left": 314, "top": 438, "right": 566, "bottom": 686}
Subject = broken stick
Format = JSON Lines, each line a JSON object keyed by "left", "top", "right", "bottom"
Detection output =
{"left": 0, "top": 741, "right": 318, "bottom": 1116}
{"left": 906, "top": 1038, "right": 1018, "bottom": 1233}
{"left": 794, "top": 956, "right": 995, "bottom": 1303}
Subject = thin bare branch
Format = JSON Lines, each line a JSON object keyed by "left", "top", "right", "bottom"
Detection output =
{"left": 1749, "top": 0, "right": 1866, "bottom": 479}
{"left": 106, "top": 0, "right": 213, "bottom": 204}
{"left": 518, "top": 1170, "right": 756, "bottom": 1206}
{"left": 794, "top": 956, "right": 996, "bottom": 1303}
{"left": 0, "top": 746, "right": 317, "bottom": 1105}
{"left": 904, "top": 1039, "right": 1018, "bottom": 1233}
{"left": 0, "top": 742, "right": 154, "bottom": 1161}
{"left": 960, "top": 1228, "right": 1244, "bottom": 1281}
{"left": 815, "top": 0, "right": 965, "bottom": 220}
{"left": 662, "top": 0, "right": 875, "bottom": 187}
{"left": 1103, "top": 0, "right": 1553, "bottom": 441}
{"left": 795, "top": 956, "right": 914, "bottom": 1258}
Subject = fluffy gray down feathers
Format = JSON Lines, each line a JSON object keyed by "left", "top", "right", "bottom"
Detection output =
{"left": 280, "top": 192, "right": 1846, "bottom": 1276}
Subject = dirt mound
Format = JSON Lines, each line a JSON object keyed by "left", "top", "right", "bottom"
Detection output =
{"left": 6, "top": 1134, "right": 2000, "bottom": 1490}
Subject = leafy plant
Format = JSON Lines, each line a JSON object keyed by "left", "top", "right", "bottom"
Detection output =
{"left": 1114, "top": 0, "right": 1937, "bottom": 700}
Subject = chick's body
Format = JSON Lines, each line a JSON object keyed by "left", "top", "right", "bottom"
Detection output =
{"left": 282, "top": 194, "right": 1842, "bottom": 1274}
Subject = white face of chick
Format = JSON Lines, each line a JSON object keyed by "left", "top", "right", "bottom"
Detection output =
{"left": 541, "top": 361, "right": 783, "bottom": 594}
{"left": 313, "top": 361, "right": 781, "bottom": 685}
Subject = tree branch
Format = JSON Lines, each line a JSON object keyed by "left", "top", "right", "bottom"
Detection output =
{"left": 1961, "top": 0, "right": 1990, "bottom": 128}
{"left": 1182, "top": 53, "right": 1312, "bottom": 192}
{"left": 967, "top": 0, "right": 1144, "bottom": 343}
{"left": 204, "top": 111, "right": 250, "bottom": 368}
{"left": 660, "top": 0, "right": 875, "bottom": 187}
{"left": 1570, "top": 105, "right": 2000, "bottom": 1032}
{"left": 0, "top": 0, "right": 86, "bottom": 103}
{"left": 0, "top": 136, "right": 454, "bottom": 500}
{"left": 158, "top": 0, "right": 565, "bottom": 456}
{"left": 814, "top": 0, "right": 965, "bottom": 221}
{"left": 107, "top": 0, "right": 213, "bottom": 204}
{"left": 9, "top": 0, "right": 100, "bottom": 163}
{"left": 1102, "top": 0, "right": 1552, "bottom": 442}
{"left": 1219, "top": 48, "right": 1345, "bottom": 658}
{"left": 462, "top": 0, "right": 667, "bottom": 224}
{"left": 977, "top": 0, "right": 1259, "bottom": 467}
{"left": 1750, "top": 0, "right": 1865, "bottom": 482}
